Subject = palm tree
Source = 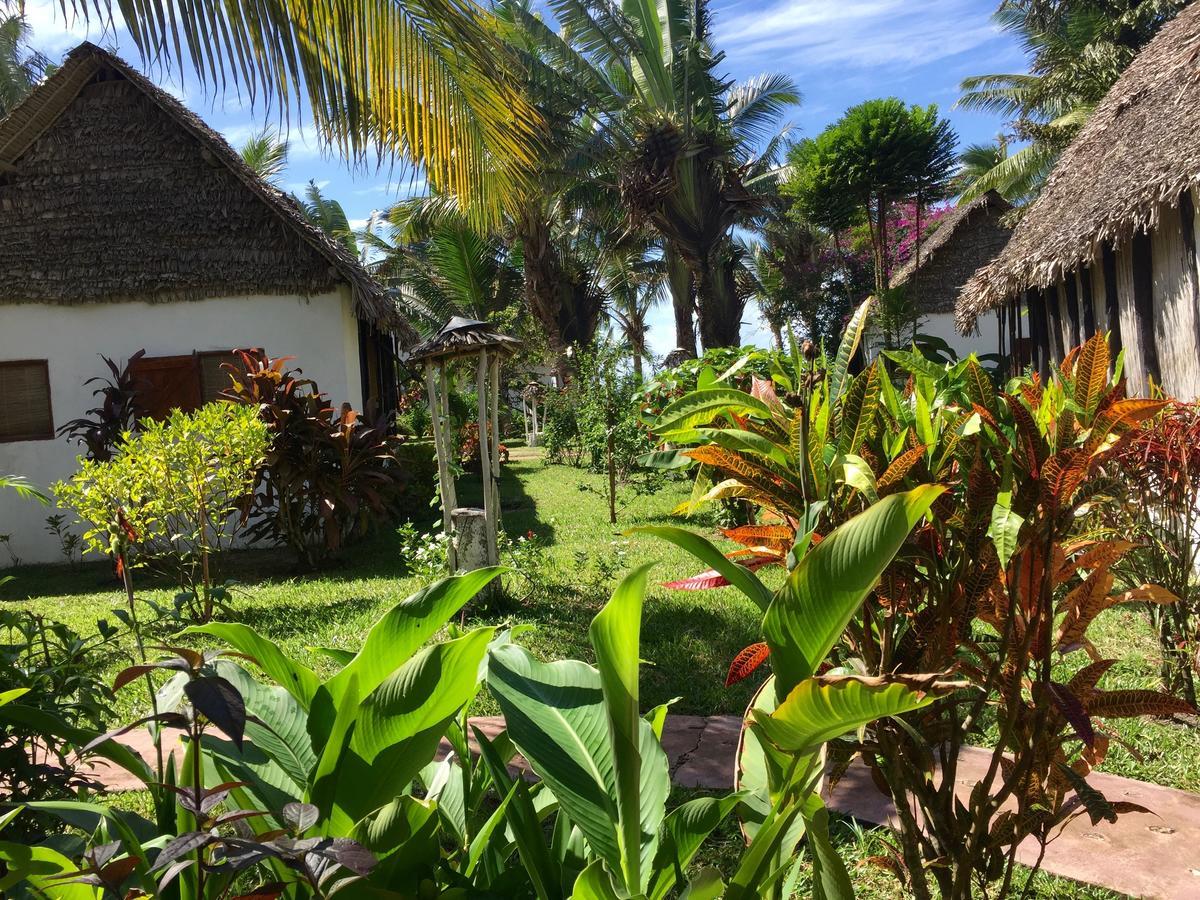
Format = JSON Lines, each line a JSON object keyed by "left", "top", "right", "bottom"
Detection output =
{"left": 298, "top": 182, "right": 361, "bottom": 258}
{"left": 957, "top": 0, "right": 1187, "bottom": 203}
{"left": 546, "top": 0, "right": 800, "bottom": 351}
{"left": 0, "top": 8, "right": 51, "bottom": 117}
{"left": 601, "top": 236, "right": 665, "bottom": 380}
{"left": 67, "top": 0, "right": 543, "bottom": 221}
{"left": 364, "top": 198, "right": 524, "bottom": 334}
{"left": 239, "top": 129, "right": 290, "bottom": 187}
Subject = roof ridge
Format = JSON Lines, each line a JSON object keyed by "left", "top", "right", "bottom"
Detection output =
{"left": 0, "top": 41, "right": 414, "bottom": 342}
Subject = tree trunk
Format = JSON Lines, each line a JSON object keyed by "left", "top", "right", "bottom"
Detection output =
{"left": 665, "top": 245, "right": 697, "bottom": 357}
{"left": 520, "top": 209, "right": 570, "bottom": 373}
{"left": 695, "top": 245, "right": 743, "bottom": 350}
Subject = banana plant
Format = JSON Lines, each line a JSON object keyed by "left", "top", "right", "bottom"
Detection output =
{"left": 8, "top": 569, "right": 508, "bottom": 898}
{"left": 643, "top": 486, "right": 960, "bottom": 898}
{"left": 487, "top": 566, "right": 747, "bottom": 899}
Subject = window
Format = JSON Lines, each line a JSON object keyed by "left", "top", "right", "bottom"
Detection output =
{"left": 129, "top": 349, "right": 257, "bottom": 420}
{"left": 0, "top": 360, "right": 54, "bottom": 442}
{"left": 129, "top": 354, "right": 202, "bottom": 421}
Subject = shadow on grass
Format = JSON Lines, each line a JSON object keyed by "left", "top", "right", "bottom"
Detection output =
{"left": 233, "top": 593, "right": 381, "bottom": 640}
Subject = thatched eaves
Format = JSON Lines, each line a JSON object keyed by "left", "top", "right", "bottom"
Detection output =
{"left": 891, "top": 191, "right": 1012, "bottom": 315}
{"left": 408, "top": 317, "right": 521, "bottom": 364}
{"left": 957, "top": 3, "right": 1200, "bottom": 332}
{"left": 0, "top": 42, "right": 416, "bottom": 344}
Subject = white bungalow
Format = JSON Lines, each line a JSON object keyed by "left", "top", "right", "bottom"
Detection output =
{"left": 0, "top": 43, "right": 414, "bottom": 564}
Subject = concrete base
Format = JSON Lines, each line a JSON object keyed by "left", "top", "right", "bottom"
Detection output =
{"left": 451, "top": 507, "right": 489, "bottom": 574}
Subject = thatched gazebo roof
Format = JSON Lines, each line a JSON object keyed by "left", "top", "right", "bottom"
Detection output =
{"left": 891, "top": 191, "right": 1012, "bottom": 315}
{"left": 407, "top": 317, "right": 521, "bottom": 364}
{"left": 0, "top": 42, "right": 416, "bottom": 344}
{"left": 957, "top": 3, "right": 1200, "bottom": 331}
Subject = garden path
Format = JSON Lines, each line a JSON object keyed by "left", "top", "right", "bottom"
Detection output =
{"left": 89, "top": 715, "right": 1200, "bottom": 899}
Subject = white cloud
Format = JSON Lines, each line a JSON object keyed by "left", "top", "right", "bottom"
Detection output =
{"left": 714, "top": 0, "right": 1002, "bottom": 70}
{"left": 21, "top": 0, "right": 123, "bottom": 55}
{"left": 353, "top": 177, "right": 428, "bottom": 198}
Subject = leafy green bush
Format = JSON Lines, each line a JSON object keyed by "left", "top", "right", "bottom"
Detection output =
{"left": 53, "top": 402, "right": 269, "bottom": 621}
{"left": 648, "top": 303, "right": 1193, "bottom": 898}
{"left": 0, "top": 610, "right": 118, "bottom": 842}
{"left": 542, "top": 342, "right": 653, "bottom": 479}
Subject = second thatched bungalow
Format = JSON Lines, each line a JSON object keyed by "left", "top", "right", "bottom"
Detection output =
{"left": 888, "top": 190, "right": 1012, "bottom": 360}
{"left": 957, "top": 3, "right": 1200, "bottom": 398}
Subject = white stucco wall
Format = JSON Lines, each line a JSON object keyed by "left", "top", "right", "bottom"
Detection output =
{"left": 921, "top": 310, "right": 1001, "bottom": 361}
{"left": 0, "top": 289, "right": 363, "bottom": 565}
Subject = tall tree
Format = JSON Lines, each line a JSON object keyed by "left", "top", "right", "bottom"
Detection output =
{"left": 786, "top": 99, "right": 957, "bottom": 298}
{"left": 546, "top": 0, "right": 799, "bottom": 351}
{"left": 958, "top": 0, "right": 1189, "bottom": 202}
{"left": 365, "top": 199, "right": 525, "bottom": 334}
{"left": 601, "top": 236, "right": 665, "bottom": 380}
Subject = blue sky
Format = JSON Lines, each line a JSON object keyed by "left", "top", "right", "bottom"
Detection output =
{"left": 22, "top": 0, "right": 1025, "bottom": 355}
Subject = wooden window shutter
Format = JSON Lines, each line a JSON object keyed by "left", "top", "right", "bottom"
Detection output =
{"left": 129, "top": 354, "right": 202, "bottom": 421}
{"left": 0, "top": 360, "right": 53, "bottom": 441}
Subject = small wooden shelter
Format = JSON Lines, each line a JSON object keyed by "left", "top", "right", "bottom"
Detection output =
{"left": 957, "top": 4, "right": 1200, "bottom": 398}
{"left": 410, "top": 318, "right": 520, "bottom": 571}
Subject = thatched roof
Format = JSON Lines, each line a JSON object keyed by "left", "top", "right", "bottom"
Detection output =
{"left": 957, "top": 3, "right": 1200, "bottom": 331}
{"left": 408, "top": 317, "right": 521, "bottom": 363}
{"left": 891, "top": 191, "right": 1012, "bottom": 315}
{"left": 0, "top": 42, "right": 416, "bottom": 343}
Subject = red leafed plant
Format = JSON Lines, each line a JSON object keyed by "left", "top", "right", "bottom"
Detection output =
{"left": 1104, "top": 400, "right": 1200, "bottom": 705}
{"left": 222, "top": 350, "right": 407, "bottom": 568}
{"left": 725, "top": 642, "right": 770, "bottom": 687}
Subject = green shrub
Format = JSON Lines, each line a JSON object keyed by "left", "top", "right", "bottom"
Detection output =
{"left": 53, "top": 402, "right": 269, "bottom": 621}
{"left": 542, "top": 342, "right": 653, "bottom": 478}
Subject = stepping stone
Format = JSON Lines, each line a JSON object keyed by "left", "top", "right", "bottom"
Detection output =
{"left": 79, "top": 715, "right": 1200, "bottom": 898}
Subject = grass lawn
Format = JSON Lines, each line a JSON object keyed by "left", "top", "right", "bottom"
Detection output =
{"left": 3, "top": 449, "right": 1195, "bottom": 898}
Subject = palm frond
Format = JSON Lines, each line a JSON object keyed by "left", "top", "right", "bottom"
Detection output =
{"left": 726, "top": 72, "right": 801, "bottom": 146}
{"left": 239, "top": 128, "right": 290, "bottom": 185}
{"left": 66, "top": 0, "right": 542, "bottom": 224}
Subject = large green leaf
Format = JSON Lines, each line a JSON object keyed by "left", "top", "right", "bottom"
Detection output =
{"left": 488, "top": 644, "right": 621, "bottom": 872}
{"left": 634, "top": 525, "right": 773, "bottom": 612}
{"left": 488, "top": 637, "right": 669, "bottom": 887}
{"left": 763, "top": 485, "right": 944, "bottom": 696}
{"left": 312, "top": 568, "right": 503, "bottom": 741}
{"left": 753, "top": 675, "right": 944, "bottom": 755}
{"left": 186, "top": 621, "right": 320, "bottom": 708}
{"left": 800, "top": 794, "right": 854, "bottom": 900}
{"left": 828, "top": 298, "right": 872, "bottom": 403}
{"left": 589, "top": 565, "right": 666, "bottom": 891}
{"left": 654, "top": 389, "right": 773, "bottom": 438}
{"left": 0, "top": 840, "right": 100, "bottom": 898}
{"left": 647, "top": 793, "right": 744, "bottom": 900}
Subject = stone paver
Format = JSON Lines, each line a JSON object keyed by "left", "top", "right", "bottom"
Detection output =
{"left": 81, "top": 715, "right": 1200, "bottom": 898}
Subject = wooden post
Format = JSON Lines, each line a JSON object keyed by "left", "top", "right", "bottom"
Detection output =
{"left": 489, "top": 354, "right": 502, "bottom": 534}
{"left": 476, "top": 350, "right": 497, "bottom": 566}
{"left": 1006, "top": 299, "right": 1018, "bottom": 372}
{"left": 1180, "top": 189, "right": 1200, "bottom": 362}
{"left": 1080, "top": 267, "right": 1096, "bottom": 339}
{"left": 1101, "top": 243, "right": 1123, "bottom": 363}
{"left": 1026, "top": 289, "right": 1047, "bottom": 380}
{"left": 425, "top": 362, "right": 456, "bottom": 571}
{"left": 1043, "top": 287, "right": 1064, "bottom": 367}
{"left": 1064, "top": 275, "right": 1081, "bottom": 352}
{"left": 1131, "top": 229, "right": 1160, "bottom": 386}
